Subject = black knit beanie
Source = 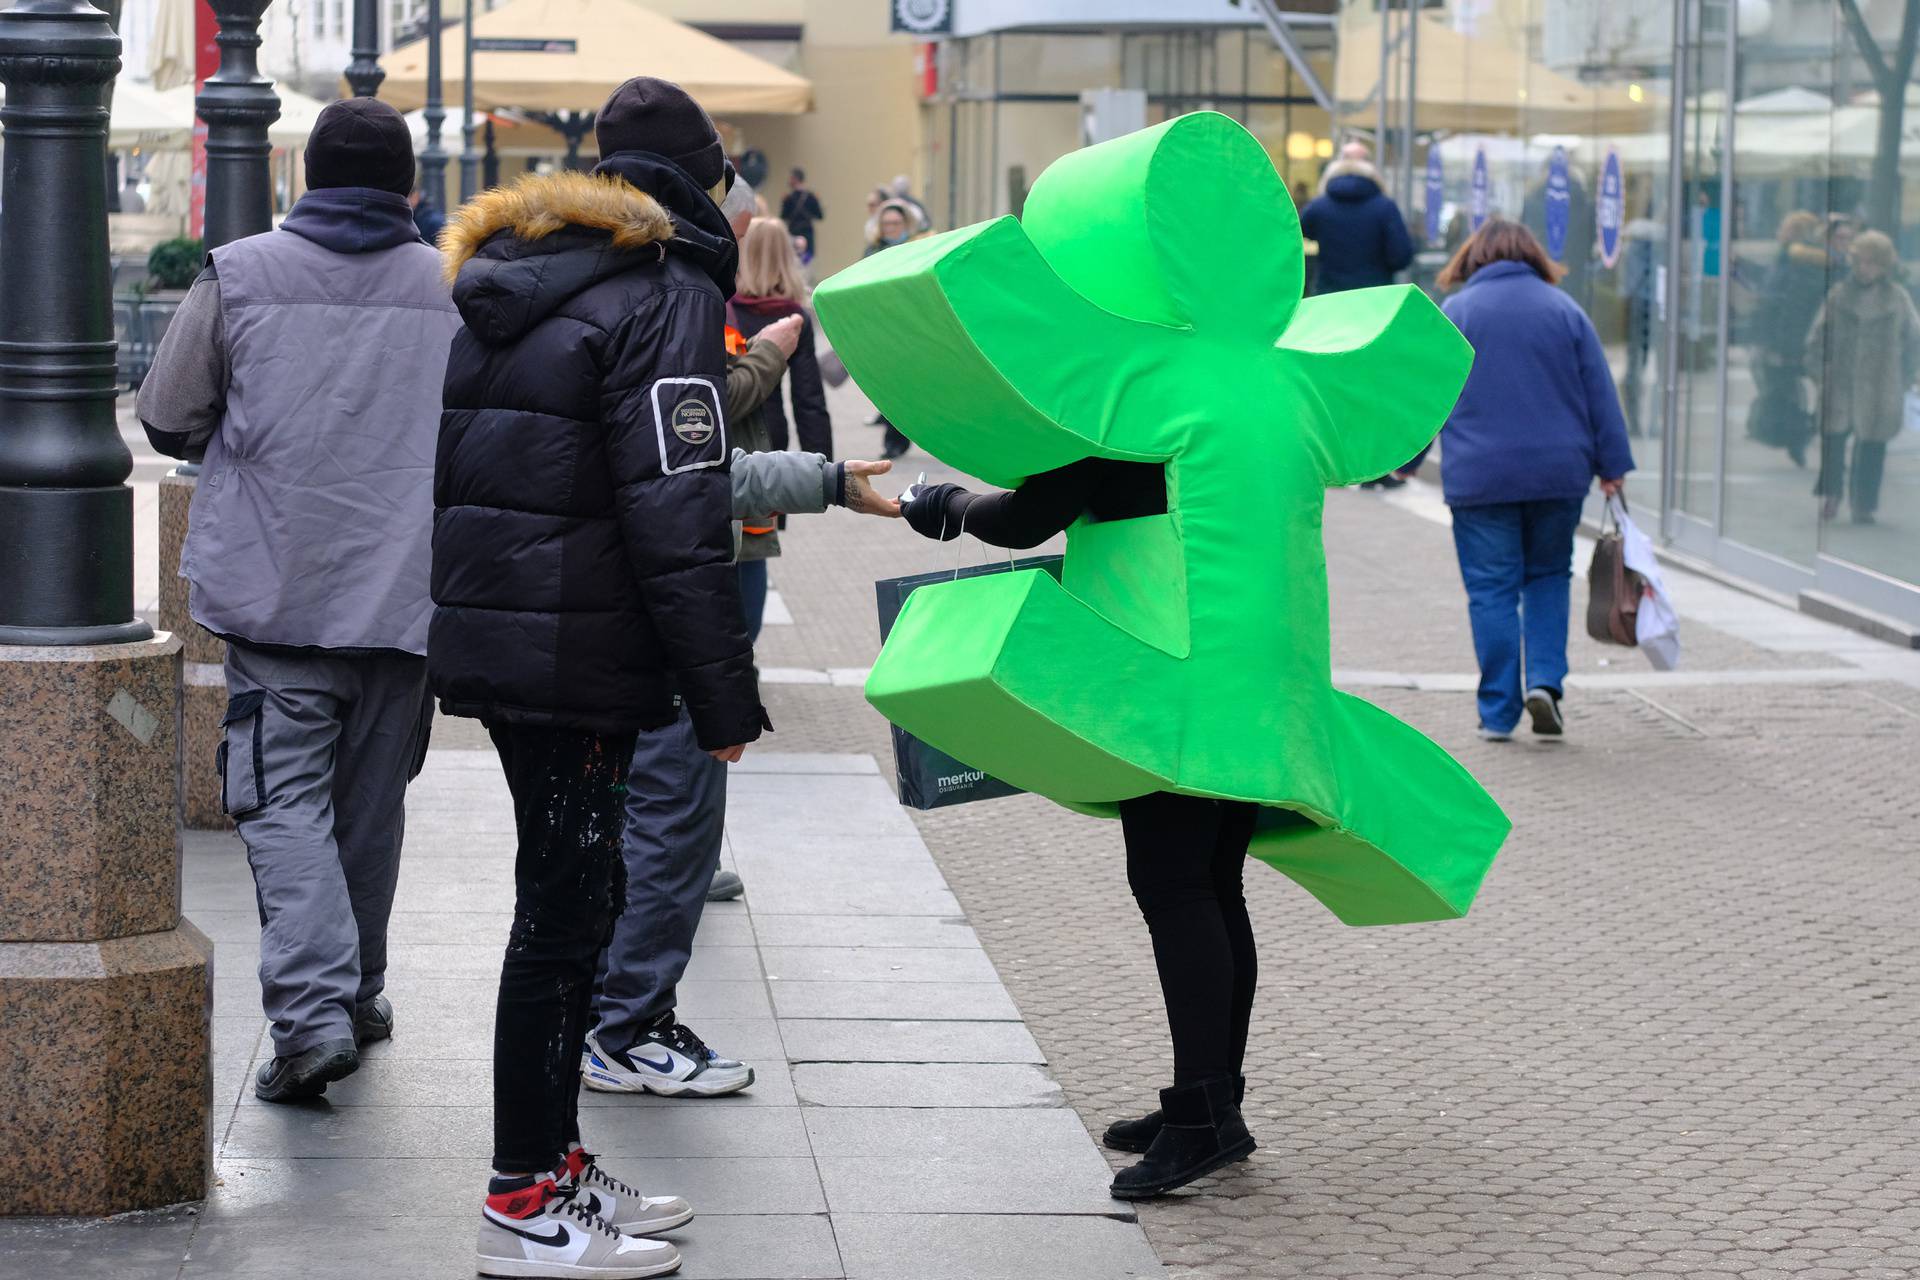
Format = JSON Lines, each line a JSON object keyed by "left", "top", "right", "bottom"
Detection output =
{"left": 594, "top": 76, "right": 724, "bottom": 188}
{"left": 305, "top": 98, "right": 415, "bottom": 196}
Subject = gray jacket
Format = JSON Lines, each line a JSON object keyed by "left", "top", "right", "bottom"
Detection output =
{"left": 140, "top": 189, "right": 458, "bottom": 655}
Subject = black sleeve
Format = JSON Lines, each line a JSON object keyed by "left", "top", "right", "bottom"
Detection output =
{"left": 788, "top": 315, "right": 832, "bottom": 459}
{"left": 599, "top": 287, "right": 765, "bottom": 751}
{"left": 808, "top": 193, "right": 824, "bottom": 222}
{"left": 948, "top": 461, "right": 1096, "bottom": 549}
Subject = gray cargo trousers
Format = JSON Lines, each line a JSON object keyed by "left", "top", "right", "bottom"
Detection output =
{"left": 221, "top": 643, "right": 433, "bottom": 1056}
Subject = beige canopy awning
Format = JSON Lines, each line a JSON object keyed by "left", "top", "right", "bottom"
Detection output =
{"left": 1336, "top": 13, "right": 1656, "bottom": 135}
{"left": 107, "top": 79, "right": 337, "bottom": 151}
{"left": 378, "top": 0, "right": 813, "bottom": 116}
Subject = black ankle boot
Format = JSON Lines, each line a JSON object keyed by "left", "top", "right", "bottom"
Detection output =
{"left": 1102, "top": 1075, "right": 1244, "bottom": 1154}
{"left": 1109, "top": 1077, "right": 1254, "bottom": 1199}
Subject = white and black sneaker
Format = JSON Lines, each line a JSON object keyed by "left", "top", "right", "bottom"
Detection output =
{"left": 1524, "top": 687, "right": 1565, "bottom": 737}
{"left": 476, "top": 1175, "right": 679, "bottom": 1279}
{"left": 582, "top": 1020, "right": 755, "bottom": 1097}
{"left": 557, "top": 1146, "right": 693, "bottom": 1235}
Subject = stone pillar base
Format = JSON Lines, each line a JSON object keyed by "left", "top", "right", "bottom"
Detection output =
{"left": 182, "top": 673, "right": 230, "bottom": 829}
{"left": 0, "top": 635, "right": 212, "bottom": 1214}
{"left": 0, "top": 925, "right": 213, "bottom": 1213}
{"left": 160, "top": 470, "right": 229, "bottom": 832}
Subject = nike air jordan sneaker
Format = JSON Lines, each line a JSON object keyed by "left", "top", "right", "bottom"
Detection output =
{"left": 558, "top": 1146, "right": 693, "bottom": 1235}
{"left": 476, "top": 1175, "right": 679, "bottom": 1279}
{"left": 582, "top": 1021, "right": 755, "bottom": 1097}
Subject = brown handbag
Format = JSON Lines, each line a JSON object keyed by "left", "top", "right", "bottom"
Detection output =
{"left": 1586, "top": 502, "right": 1645, "bottom": 646}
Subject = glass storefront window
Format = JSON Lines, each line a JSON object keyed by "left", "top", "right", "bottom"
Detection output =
{"left": 1329, "top": 0, "right": 1918, "bottom": 622}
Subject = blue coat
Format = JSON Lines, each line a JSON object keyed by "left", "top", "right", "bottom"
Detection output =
{"left": 1300, "top": 165, "right": 1413, "bottom": 293}
{"left": 1433, "top": 260, "right": 1635, "bottom": 507}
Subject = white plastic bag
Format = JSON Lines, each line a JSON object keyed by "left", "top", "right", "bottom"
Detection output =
{"left": 1610, "top": 495, "right": 1680, "bottom": 670}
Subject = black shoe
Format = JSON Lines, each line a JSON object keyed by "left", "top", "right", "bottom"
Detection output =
{"left": 1109, "top": 1077, "right": 1255, "bottom": 1200}
{"left": 254, "top": 1037, "right": 359, "bottom": 1102}
{"left": 1103, "top": 1075, "right": 1244, "bottom": 1154}
{"left": 707, "top": 869, "right": 745, "bottom": 902}
{"left": 354, "top": 994, "right": 394, "bottom": 1046}
{"left": 1524, "top": 687, "right": 1564, "bottom": 737}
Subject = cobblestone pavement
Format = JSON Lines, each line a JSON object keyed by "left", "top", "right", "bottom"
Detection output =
{"left": 745, "top": 383, "right": 1920, "bottom": 1279}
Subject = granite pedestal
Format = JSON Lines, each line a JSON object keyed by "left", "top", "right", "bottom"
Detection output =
{"left": 159, "top": 469, "right": 228, "bottom": 830}
{"left": 0, "top": 637, "right": 214, "bottom": 1214}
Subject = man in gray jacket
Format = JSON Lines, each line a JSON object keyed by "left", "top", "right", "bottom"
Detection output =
{"left": 139, "top": 99, "right": 460, "bottom": 1102}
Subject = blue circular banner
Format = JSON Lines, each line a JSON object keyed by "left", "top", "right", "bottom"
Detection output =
{"left": 1470, "top": 147, "right": 1489, "bottom": 232}
{"left": 1425, "top": 148, "right": 1444, "bottom": 242}
{"left": 1598, "top": 148, "right": 1624, "bottom": 268}
{"left": 1544, "top": 146, "right": 1570, "bottom": 260}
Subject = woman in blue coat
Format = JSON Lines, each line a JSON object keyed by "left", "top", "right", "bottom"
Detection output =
{"left": 1428, "top": 219, "right": 1635, "bottom": 741}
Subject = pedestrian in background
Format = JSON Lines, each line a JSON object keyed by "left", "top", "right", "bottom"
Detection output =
{"left": 730, "top": 215, "right": 834, "bottom": 636}
{"left": 1427, "top": 218, "right": 1634, "bottom": 742}
{"left": 435, "top": 74, "right": 765, "bottom": 1279}
{"left": 1805, "top": 227, "right": 1920, "bottom": 525}
{"left": 778, "top": 166, "right": 823, "bottom": 260}
{"left": 888, "top": 172, "right": 930, "bottom": 232}
{"left": 1299, "top": 141, "right": 1413, "bottom": 295}
{"left": 138, "top": 99, "right": 455, "bottom": 1102}
{"left": 1748, "top": 210, "right": 1830, "bottom": 468}
{"left": 862, "top": 201, "right": 919, "bottom": 461}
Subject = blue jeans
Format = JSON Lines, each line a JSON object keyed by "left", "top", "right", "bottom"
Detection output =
{"left": 1449, "top": 498, "right": 1585, "bottom": 733}
{"left": 591, "top": 707, "right": 727, "bottom": 1050}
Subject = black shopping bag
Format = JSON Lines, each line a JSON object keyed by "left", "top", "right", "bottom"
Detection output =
{"left": 874, "top": 555, "right": 1064, "bottom": 809}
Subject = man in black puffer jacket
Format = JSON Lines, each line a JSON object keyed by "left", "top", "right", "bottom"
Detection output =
{"left": 432, "top": 76, "right": 763, "bottom": 1277}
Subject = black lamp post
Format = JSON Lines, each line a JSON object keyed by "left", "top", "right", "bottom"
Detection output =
{"left": 459, "top": 0, "right": 478, "bottom": 200}
{"left": 421, "top": 0, "right": 447, "bottom": 213}
{"left": 198, "top": 0, "right": 280, "bottom": 253}
{"left": 0, "top": 0, "right": 149, "bottom": 645}
{"left": 346, "top": 0, "right": 384, "bottom": 98}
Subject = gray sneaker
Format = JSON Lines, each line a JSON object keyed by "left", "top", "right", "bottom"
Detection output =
{"left": 706, "top": 869, "right": 744, "bottom": 902}
{"left": 477, "top": 1178, "right": 680, "bottom": 1278}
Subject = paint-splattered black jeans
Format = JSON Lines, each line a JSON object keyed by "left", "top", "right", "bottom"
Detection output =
{"left": 487, "top": 723, "right": 638, "bottom": 1174}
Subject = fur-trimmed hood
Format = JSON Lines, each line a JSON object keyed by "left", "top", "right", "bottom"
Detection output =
{"left": 438, "top": 170, "right": 673, "bottom": 284}
{"left": 439, "top": 152, "right": 750, "bottom": 348}
{"left": 1318, "top": 156, "right": 1384, "bottom": 199}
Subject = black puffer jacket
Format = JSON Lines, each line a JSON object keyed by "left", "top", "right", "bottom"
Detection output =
{"left": 429, "top": 152, "right": 765, "bottom": 748}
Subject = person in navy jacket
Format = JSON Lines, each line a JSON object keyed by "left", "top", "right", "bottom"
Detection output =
{"left": 1423, "top": 218, "right": 1635, "bottom": 742}
{"left": 1299, "top": 148, "right": 1414, "bottom": 294}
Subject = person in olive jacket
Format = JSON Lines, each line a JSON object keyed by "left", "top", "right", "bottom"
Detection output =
{"left": 432, "top": 76, "right": 763, "bottom": 1279}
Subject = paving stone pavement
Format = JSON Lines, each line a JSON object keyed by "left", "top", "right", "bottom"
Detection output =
{"left": 27, "top": 386, "right": 1918, "bottom": 1280}
{"left": 0, "top": 748, "right": 1161, "bottom": 1280}
{"left": 744, "top": 385, "right": 1920, "bottom": 1279}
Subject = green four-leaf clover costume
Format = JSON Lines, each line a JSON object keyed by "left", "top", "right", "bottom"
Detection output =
{"left": 815, "top": 112, "right": 1510, "bottom": 926}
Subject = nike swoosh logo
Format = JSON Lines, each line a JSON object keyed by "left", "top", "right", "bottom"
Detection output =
{"left": 635, "top": 1054, "right": 676, "bottom": 1072}
{"left": 485, "top": 1213, "right": 569, "bottom": 1247}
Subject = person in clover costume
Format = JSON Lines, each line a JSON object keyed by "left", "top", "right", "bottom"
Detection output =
{"left": 815, "top": 112, "right": 1510, "bottom": 1200}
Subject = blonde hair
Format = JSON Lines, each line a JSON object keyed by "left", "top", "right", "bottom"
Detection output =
{"left": 737, "top": 216, "right": 811, "bottom": 300}
{"left": 1776, "top": 210, "right": 1821, "bottom": 246}
{"left": 1850, "top": 228, "right": 1897, "bottom": 270}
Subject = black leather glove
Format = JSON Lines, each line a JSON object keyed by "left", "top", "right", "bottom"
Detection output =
{"left": 903, "top": 482, "right": 969, "bottom": 540}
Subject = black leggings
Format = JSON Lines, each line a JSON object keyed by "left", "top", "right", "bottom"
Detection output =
{"left": 1119, "top": 792, "right": 1260, "bottom": 1088}
{"left": 488, "top": 724, "right": 637, "bottom": 1174}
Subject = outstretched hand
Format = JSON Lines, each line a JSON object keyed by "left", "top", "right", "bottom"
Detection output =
{"left": 759, "top": 314, "right": 803, "bottom": 359}
{"left": 844, "top": 459, "right": 902, "bottom": 518}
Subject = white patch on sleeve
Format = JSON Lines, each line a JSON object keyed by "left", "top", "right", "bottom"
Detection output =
{"left": 651, "top": 376, "right": 727, "bottom": 475}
